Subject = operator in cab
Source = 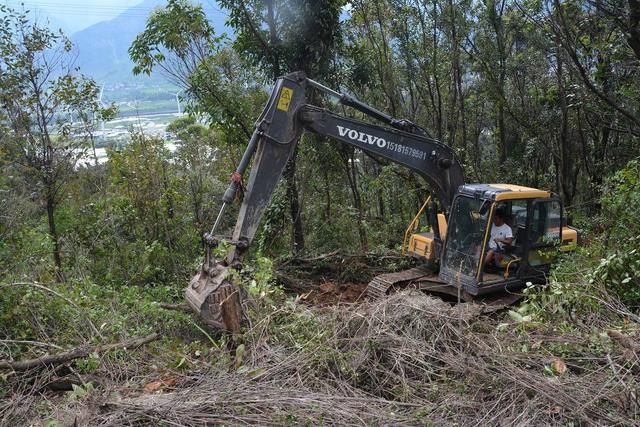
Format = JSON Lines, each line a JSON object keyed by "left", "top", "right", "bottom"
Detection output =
{"left": 484, "top": 209, "right": 513, "bottom": 267}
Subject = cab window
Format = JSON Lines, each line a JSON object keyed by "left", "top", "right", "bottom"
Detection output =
{"left": 529, "top": 200, "right": 561, "bottom": 245}
{"left": 442, "top": 196, "right": 488, "bottom": 277}
{"left": 528, "top": 199, "right": 562, "bottom": 266}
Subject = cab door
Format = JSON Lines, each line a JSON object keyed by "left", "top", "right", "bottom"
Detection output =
{"left": 526, "top": 198, "right": 563, "bottom": 267}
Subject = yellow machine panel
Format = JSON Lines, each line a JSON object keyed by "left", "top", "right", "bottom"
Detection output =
{"left": 490, "top": 184, "right": 552, "bottom": 200}
{"left": 527, "top": 226, "right": 578, "bottom": 266}
{"left": 407, "top": 233, "right": 437, "bottom": 261}
{"left": 437, "top": 213, "right": 447, "bottom": 238}
{"left": 561, "top": 227, "right": 578, "bottom": 251}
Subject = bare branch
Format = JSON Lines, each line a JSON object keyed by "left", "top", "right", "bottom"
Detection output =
{"left": 0, "top": 333, "right": 160, "bottom": 371}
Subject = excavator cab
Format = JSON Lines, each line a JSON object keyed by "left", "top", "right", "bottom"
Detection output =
{"left": 438, "top": 184, "right": 578, "bottom": 298}
{"left": 392, "top": 183, "right": 577, "bottom": 302}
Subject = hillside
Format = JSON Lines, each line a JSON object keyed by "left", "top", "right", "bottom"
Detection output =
{"left": 1, "top": 0, "right": 639, "bottom": 425}
{"left": 72, "top": 0, "right": 230, "bottom": 83}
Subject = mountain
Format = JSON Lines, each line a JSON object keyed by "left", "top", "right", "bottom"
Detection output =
{"left": 71, "top": 0, "right": 230, "bottom": 84}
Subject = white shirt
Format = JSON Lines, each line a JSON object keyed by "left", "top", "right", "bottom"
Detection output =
{"left": 489, "top": 223, "right": 513, "bottom": 250}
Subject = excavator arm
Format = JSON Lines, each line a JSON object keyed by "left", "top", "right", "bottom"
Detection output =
{"left": 186, "top": 71, "right": 464, "bottom": 332}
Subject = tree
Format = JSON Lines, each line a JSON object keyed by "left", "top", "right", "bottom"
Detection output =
{"left": 166, "top": 116, "right": 221, "bottom": 233}
{"left": 132, "top": 0, "right": 344, "bottom": 254}
{"left": 129, "top": 0, "right": 256, "bottom": 140}
{"left": 0, "top": 6, "right": 113, "bottom": 281}
{"left": 220, "top": 0, "right": 344, "bottom": 79}
{"left": 517, "top": 0, "right": 640, "bottom": 205}
{"left": 204, "top": 0, "right": 346, "bottom": 253}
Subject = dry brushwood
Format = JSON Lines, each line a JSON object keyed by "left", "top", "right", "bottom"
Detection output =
{"left": 0, "top": 333, "right": 160, "bottom": 371}
{"left": 29, "top": 290, "right": 637, "bottom": 426}
{"left": 97, "top": 371, "right": 421, "bottom": 426}
{"left": 330, "top": 292, "right": 638, "bottom": 425}
{"left": 607, "top": 330, "right": 640, "bottom": 352}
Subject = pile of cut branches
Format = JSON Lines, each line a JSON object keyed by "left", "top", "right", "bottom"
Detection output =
{"left": 335, "top": 292, "right": 638, "bottom": 424}
{"left": 94, "top": 291, "right": 640, "bottom": 426}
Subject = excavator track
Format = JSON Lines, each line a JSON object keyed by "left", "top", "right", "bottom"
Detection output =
{"left": 367, "top": 265, "right": 524, "bottom": 310}
{"left": 366, "top": 265, "right": 435, "bottom": 299}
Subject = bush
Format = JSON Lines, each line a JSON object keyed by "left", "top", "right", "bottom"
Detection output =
{"left": 589, "top": 237, "right": 640, "bottom": 311}
{"left": 601, "top": 159, "right": 640, "bottom": 239}
{"left": 595, "top": 159, "right": 640, "bottom": 310}
{"left": 522, "top": 248, "right": 607, "bottom": 326}
{"left": 0, "top": 279, "right": 193, "bottom": 358}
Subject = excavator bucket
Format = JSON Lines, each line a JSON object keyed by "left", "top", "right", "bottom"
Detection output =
{"left": 185, "top": 247, "right": 243, "bottom": 334}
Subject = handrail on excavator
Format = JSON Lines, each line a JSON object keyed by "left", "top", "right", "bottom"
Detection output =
{"left": 402, "top": 196, "right": 431, "bottom": 256}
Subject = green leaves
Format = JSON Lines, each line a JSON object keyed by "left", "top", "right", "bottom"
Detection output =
{"left": 601, "top": 160, "right": 640, "bottom": 237}
{"left": 129, "top": 0, "right": 221, "bottom": 76}
{"left": 589, "top": 242, "right": 640, "bottom": 309}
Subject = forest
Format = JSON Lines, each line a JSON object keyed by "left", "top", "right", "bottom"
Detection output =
{"left": 1, "top": 0, "right": 639, "bottom": 425}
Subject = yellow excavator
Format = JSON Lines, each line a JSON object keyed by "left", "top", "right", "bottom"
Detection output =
{"left": 185, "top": 71, "right": 578, "bottom": 332}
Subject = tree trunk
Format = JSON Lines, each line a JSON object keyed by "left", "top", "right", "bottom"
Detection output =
{"left": 284, "top": 152, "right": 305, "bottom": 254}
{"left": 497, "top": 103, "right": 507, "bottom": 166}
{"left": 323, "top": 167, "right": 331, "bottom": 221}
{"left": 556, "top": 41, "right": 577, "bottom": 207}
{"left": 489, "top": 0, "right": 508, "bottom": 168}
{"left": 455, "top": 51, "right": 468, "bottom": 163}
{"left": 432, "top": 0, "right": 444, "bottom": 141}
{"left": 342, "top": 149, "right": 368, "bottom": 252}
{"left": 448, "top": 0, "right": 468, "bottom": 162}
{"left": 46, "top": 188, "right": 65, "bottom": 282}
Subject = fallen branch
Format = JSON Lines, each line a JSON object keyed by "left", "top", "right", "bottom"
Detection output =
{"left": 159, "top": 303, "right": 191, "bottom": 313}
{"left": 274, "top": 271, "right": 314, "bottom": 293}
{"left": 280, "top": 251, "right": 405, "bottom": 267}
{"left": 277, "top": 250, "right": 341, "bottom": 268}
{"left": 0, "top": 333, "right": 160, "bottom": 371}
{"left": 297, "top": 250, "right": 341, "bottom": 262}
{"left": 43, "top": 373, "right": 103, "bottom": 392}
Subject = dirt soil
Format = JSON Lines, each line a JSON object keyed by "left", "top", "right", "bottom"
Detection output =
{"left": 274, "top": 251, "right": 417, "bottom": 303}
{"left": 297, "top": 280, "right": 368, "bottom": 306}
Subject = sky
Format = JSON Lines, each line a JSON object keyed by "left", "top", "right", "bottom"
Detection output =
{"left": 1, "top": 0, "right": 162, "bottom": 34}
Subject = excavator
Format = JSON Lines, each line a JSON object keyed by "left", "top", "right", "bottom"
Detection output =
{"left": 185, "top": 71, "right": 578, "bottom": 333}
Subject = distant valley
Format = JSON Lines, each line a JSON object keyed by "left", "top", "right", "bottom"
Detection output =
{"left": 69, "top": 0, "right": 230, "bottom": 124}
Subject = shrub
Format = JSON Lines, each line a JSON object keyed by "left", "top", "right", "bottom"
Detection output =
{"left": 601, "top": 159, "right": 640, "bottom": 239}
{"left": 589, "top": 237, "right": 640, "bottom": 311}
